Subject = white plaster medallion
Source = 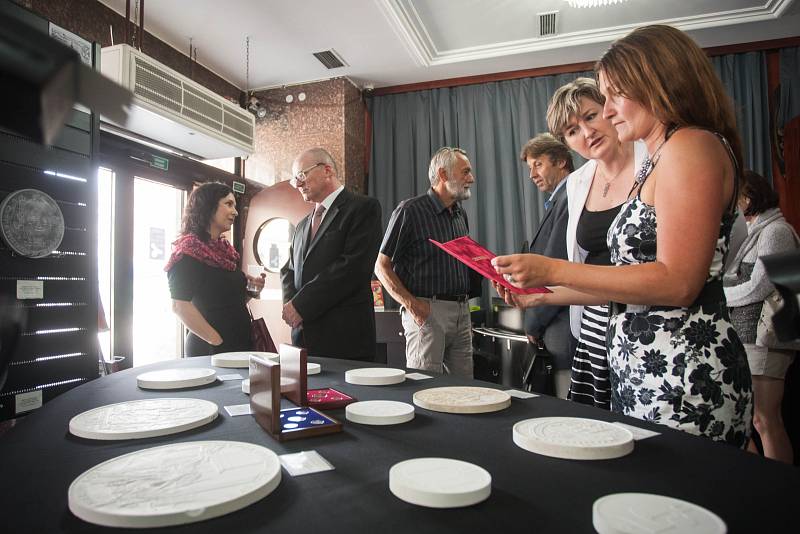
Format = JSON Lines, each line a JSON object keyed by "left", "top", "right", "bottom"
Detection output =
{"left": 136, "top": 368, "right": 217, "bottom": 390}
{"left": 593, "top": 493, "right": 727, "bottom": 534}
{"left": 389, "top": 458, "right": 491, "bottom": 508}
{"left": 68, "top": 440, "right": 281, "bottom": 528}
{"left": 412, "top": 386, "right": 511, "bottom": 414}
{"left": 212, "top": 351, "right": 278, "bottom": 369}
{"left": 512, "top": 417, "right": 634, "bottom": 460}
{"left": 307, "top": 362, "right": 321, "bottom": 375}
{"left": 345, "top": 400, "right": 414, "bottom": 425}
{"left": 345, "top": 367, "right": 405, "bottom": 385}
{"left": 69, "top": 398, "right": 218, "bottom": 440}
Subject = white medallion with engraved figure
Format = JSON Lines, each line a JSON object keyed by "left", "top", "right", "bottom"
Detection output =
{"left": 69, "top": 440, "right": 282, "bottom": 528}
{"left": 69, "top": 398, "right": 218, "bottom": 440}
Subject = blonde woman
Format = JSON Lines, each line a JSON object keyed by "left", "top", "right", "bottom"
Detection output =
{"left": 546, "top": 78, "right": 645, "bottom": 409}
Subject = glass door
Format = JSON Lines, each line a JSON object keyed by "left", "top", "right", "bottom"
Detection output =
{"left": 132, "top": 178, "right": 184, "bottom": 366}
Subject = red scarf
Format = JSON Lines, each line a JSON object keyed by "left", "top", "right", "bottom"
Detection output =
{"left": 164, "top": 234, "right": 240, "bottom": 272}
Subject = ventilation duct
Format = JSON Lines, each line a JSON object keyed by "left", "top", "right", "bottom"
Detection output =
{"left": 100, "top": 44, "right": 254, "bottom": 159}
{"left": 312, "top": 49, "right": 347, "bottom": 69}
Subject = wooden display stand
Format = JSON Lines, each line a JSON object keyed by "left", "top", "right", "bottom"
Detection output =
{"left": 250, "top": 350, "right": 342, "bottom": 441}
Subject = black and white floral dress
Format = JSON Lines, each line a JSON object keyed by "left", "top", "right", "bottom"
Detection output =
{"left": 605, "top": 136, "right": 753, "bottom": 448}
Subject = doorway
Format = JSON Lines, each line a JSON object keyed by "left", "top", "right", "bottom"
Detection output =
{"left": 132, "top": 178, "right": 184, "bottom": 366}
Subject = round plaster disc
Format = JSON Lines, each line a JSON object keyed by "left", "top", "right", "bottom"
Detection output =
{"left": 69, "top": 398, "right": 218, "bottom": 440}
{"left": 389, "top": 458, "right": 491, "bottom": 508}
{"left": 412, "top": 386, "right": 511, "bottom": 414}
{"left": 241, "top": 376, "right": 292, "bottom": 395}
{"left": 136, "top": 368, "right": 217, "bottom": 390}
{"left": 593, "top": 493, "right": 727, "bottom": 534}
{"left": 307, "top": 362, "right": 321, "bottom": 375}
{"left": 345, "top": 367, "right": 405, "bottom": 385}
{"left": 512, "top": 417, "right": 634, "bottom": 460}
{"left": 0, "top": 188, "right": 65, "bottom": 258}
{"left": 212, "top": 351, "right": 278, "bottom": 369}
{"left": 346, "top": 400, "right": 414, "bottom": 425}
{"left": 68, "top": 440, "right": 281, "bottom": 528}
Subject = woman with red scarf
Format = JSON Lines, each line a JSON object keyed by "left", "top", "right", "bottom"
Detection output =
{"left": 165, "top": 182, "right": 264, "bottom": 356}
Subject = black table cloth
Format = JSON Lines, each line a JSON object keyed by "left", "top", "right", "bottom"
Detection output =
{"left": 1, "top": 356, "right": 797, "bottom": 533}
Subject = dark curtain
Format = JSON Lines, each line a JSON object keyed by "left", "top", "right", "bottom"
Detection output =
{"left": 777, "top": 47, "right": 800, "bottom": 128}
{"left": 368, "top": 49, "right": 778, "bottom": 306}
{"left": 712, "top": 51, "right": 772, "bottom": 179}
{"left": 369, "top": 71, "right": 592, "bottom": 266}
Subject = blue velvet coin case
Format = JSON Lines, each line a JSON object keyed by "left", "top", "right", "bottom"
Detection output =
{"left": 280, "top": 407, "right": 338, "bottom": 433}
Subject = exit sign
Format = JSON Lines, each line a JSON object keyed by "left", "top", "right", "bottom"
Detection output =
{"left": 232, "top": 181, "right": 245, "bottom": 194}
{"left": 150, "top": 155, "right": 169, "bottom": 171}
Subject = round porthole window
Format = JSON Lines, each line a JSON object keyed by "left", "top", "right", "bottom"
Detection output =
{"left": 253, "top": 217, "right": 294, "bottom": 272}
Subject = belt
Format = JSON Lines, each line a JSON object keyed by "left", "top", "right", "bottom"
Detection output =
{"left": 428, "top": 294, "right": 469, "bottom": 302}
{"left": 609, "top": 279, "right": 724, "bottom": 316}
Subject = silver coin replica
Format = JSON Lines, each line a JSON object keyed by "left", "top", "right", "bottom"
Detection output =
{"left": 68, "top": 440, "right": 281, "bottom": 528}
{"left": 512, "top": 417, "right": 634, "bottom": 460}
{"left": 0, "top": 188, "right": 65, "bottom": 258}
{"left": 593, "top": 493, "right": 727, "bottom": 534}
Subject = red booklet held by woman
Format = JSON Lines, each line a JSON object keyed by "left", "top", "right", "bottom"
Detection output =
{"left": 429, "top": 236, "right": 551, "bottom": 295}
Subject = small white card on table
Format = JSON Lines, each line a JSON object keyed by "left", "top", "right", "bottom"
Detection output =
{"left": 505, "top": 389, "right": 538, "bottom": 399}
{"left": 224, "top": 404, "right": 252, "bottom": 417}
{"left": 612, "top": 422, "right": 661, "bottom": 440}
{"left": 218, "top": 374, "right": 244, "bottom": 381}
{"left": 405, "top": 373, "right": 433, "bottom": 380}
{"left": 279, "top": 450, "right": 335, "bottom": 476}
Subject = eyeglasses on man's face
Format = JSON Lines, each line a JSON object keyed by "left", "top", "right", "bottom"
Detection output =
{"left": 290, "top": 162, "right": 324, "bottom": 187}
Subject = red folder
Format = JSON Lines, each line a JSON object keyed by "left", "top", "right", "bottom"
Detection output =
{"left": 429, "top": 236, "right": 551, "bottom": 295}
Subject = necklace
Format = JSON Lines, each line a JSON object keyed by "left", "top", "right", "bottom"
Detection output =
{"left": 636, "top": 126, "right": 678, "bottom": 185}
{"left": 599, "top": 165, "right": 626, "bottom": 198}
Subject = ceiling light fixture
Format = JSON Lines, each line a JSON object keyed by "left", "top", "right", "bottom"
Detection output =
{"left": 565, "top": 0, "right": 628, "bottom": 7}
{"left": 247, "top": 95, "right": 267, "bottom": 119}
{"left": 243, "top": 36, "right": 267, "bottom": 120}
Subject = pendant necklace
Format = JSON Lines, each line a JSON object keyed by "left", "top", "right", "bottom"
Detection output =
{"left": 600, "top": 166, "right": 625, "bottom": 198}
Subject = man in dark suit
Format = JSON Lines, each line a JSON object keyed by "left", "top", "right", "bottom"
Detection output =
{"left": 281, "top": 148, "right": 382, "bottom": 360}
{"left": 520, "top": 134, "right": 576, "bottom": 398}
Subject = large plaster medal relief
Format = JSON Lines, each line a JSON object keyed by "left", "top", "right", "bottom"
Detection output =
{"left": 512, "top": 417, "right": 635, "bottom": 460}
{"left": 412, "top": 386, "right": 511, "bottom": 414}
{"left": 68, "top": 398, "right": 219, "bottom": 440}
{"left": 68, "top": 440, "right": 282, "bottom": 528}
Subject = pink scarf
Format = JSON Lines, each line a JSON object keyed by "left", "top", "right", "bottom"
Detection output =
{"left": 164, "top": 234, "right": 240, "bottom": 272}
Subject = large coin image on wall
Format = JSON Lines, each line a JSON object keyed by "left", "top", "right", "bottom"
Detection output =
{"left": 0, "top": 189, "right": 65, "bottom": 257}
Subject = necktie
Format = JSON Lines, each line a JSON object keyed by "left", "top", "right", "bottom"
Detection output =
{"left": 544, "top": 197, "right": 553, "bottom": 211}
{"left": 310, "top": 204, "right": 326, "bottom": 240}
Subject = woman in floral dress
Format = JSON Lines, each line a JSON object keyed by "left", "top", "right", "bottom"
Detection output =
{"left": 492, "top": 25, "right": 752, "bottom": 448}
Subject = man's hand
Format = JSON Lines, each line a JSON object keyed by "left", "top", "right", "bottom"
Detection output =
{"left": 408, "top": 298, "right": 431, "bottom": 326}
{"left": 527, "top": 334, "right": 542, "bottom": 348}
{"left": 282, "top": 300, "right": 303, "bottom": 328}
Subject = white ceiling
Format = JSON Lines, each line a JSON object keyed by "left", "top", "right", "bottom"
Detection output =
{"left": 97, "top": 0, "right": 800, "bottom": 91}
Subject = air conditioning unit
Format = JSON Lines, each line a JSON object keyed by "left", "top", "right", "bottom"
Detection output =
{"left": 100, "top": 44, "right": 254, "bottom": 159}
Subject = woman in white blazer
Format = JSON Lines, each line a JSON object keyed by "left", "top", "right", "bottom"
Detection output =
{"left": 548, "top": 78, "right": 645, "bottom": 409}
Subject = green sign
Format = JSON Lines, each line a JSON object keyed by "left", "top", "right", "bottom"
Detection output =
{"left": 150, "top": 155, "right": 169, "bottom": 171}
{"left": 232, "top": 181, "right": 245, "bottom": 194}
